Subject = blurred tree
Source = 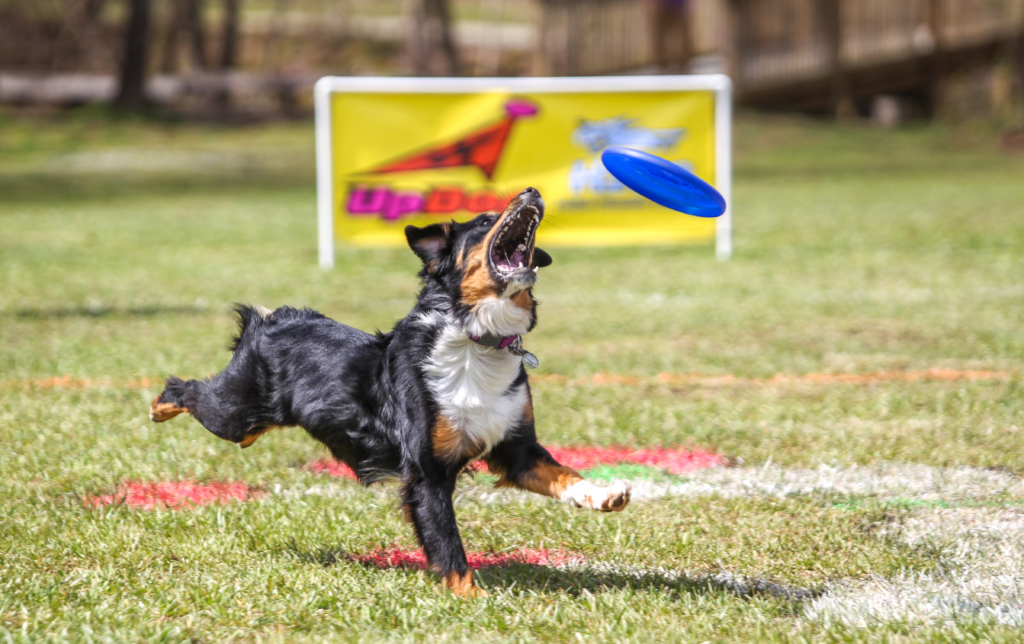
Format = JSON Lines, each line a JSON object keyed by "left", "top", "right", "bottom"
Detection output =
{"left": 184, "top": 0, "right": 209, "bottom": 69}
{"left": 84, "top": 0, "right": 108, "bottom": 23}
{"left": 220, "top": 0, "right": 240, "bottom": 69}
{"left": 160, "top": 1, "right": 180, "bottom": 72}
{"left": 115, "top": 0, "right": 152, "bottom": 107}
{"left": 410, "top": 0, "right": 460, "bottom": 76}
{"left": 159, "top": 0, "right": 208, "bottom": 73}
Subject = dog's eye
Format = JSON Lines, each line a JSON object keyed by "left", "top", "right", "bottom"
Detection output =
{"left": 478, "top": 217, "right": 493, "bottom": 228}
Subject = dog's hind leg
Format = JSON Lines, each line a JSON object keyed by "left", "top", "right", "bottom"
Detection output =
{"left": 150, "top": 373, "right": 271, "bottom": 448}
{"left": 149, "top": 305, "right": 280, "bottom": 443}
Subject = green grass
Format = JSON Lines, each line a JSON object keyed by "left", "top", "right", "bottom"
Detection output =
{"left": 2, "top": 108, "right": 1024, "bottom": 642}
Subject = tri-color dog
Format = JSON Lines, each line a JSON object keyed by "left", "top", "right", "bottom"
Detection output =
{"left": 149, "top": 187, "right": 631, "bottom": 596}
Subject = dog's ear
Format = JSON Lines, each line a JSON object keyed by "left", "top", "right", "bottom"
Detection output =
{"left": 531, "top": 247, "right": 553, "bottom": 268}
{"left": 405, "top": 223, "right": 452, "bottom": 273}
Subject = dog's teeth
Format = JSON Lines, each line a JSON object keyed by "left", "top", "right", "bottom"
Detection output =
{"left": 518, "top": 261, "right": 523, "bottom": 268}
{"left": 533, "top": 267, "right": 538, "bottom": 273}
{"left": 517, "top": 244, "right": 525, "bottom": 251}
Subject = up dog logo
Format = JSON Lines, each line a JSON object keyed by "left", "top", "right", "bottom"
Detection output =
{"left": 568, "top": 117, "right": 689, "bottom": 195}
{"left": 345, "top": 99, "right": 538, "bottom": 221}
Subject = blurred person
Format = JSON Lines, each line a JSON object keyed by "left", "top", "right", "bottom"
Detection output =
{"left": 649, "top": 0, "right": 692, "bottom": 73}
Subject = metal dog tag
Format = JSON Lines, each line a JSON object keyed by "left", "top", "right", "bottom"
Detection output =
{"left": 521, "top": 351, "right": 540, "bottom": 369}
{"left": 507, "top": 337, "right": 539, "bottom": 368}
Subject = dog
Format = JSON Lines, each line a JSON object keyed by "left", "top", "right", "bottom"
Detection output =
{"left": 149, "top": 187, "right": 631, "bottom": 597}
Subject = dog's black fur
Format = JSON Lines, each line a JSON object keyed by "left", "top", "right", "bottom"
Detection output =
{"left": 150, "top": 188, "right": 629, "bottom": 596}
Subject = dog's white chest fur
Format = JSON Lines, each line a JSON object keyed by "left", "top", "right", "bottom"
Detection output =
{"left": 422, "top": 316, "right": 528, "bottom": 456}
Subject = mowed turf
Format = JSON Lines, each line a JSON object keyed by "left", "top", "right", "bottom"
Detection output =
{"left": 1, "top": 108, "right": 1023, "bottom": 642}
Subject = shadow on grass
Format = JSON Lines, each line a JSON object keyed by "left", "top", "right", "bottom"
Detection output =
{"left": 10, "top": 303, "right": 214, "bottom": 319}
{"left": 295, "top": 544, "right": 818, "bottom": 604}
{"left": 476, "top": 563, "right": 819, "bottom": 604}
{"left": 0, "top": 172, "right": 312, "bottom": 204}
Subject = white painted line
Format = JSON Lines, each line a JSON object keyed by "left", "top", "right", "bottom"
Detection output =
{"left": 806, "top": 507, "right": 1024, "bottom": 628}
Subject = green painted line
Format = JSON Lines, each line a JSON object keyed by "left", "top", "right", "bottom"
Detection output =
{"left": 580, "top": 463, "right": 676, "bottom": 483}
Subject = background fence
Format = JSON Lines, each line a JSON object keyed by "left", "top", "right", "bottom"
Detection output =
{"left": 1, "top": 0, "right": 1022, "bottom": 116}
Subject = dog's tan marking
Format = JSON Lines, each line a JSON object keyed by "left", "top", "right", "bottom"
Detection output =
{"left": 254, "top": 305, "right": 275, "bottom": 319}
{"left": 495, "top": 460, "right": 583, "bottom": 499}
{"left": 433, "top": 415, "right": 484, "bottom": 463}
{"left": 510, "top": 289, "right": 533, "bottom": 314}
{"left": 460, "top": 205, "right": 522, "bottom": 306}
{"left": 489, "top": 455, "right": 631, "bottom": 512}
{"left": 149, "top": 397, "right": 188, "bottom": 422}
{"left": 521, "top": 399, "right": 534, "bottom": 424}
{"left": 459, "top": 246, "right": 498, "bottom": 306}
{"left": 238, "top": 424, "right": 281, "bottom": 449}
{"left": 444, "top": 570, "right": 485, "bottom": 597}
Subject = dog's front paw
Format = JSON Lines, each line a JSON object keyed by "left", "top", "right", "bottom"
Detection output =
{"left": 598, "top": 481, "right": 631, "bottom": 512}
{"left": 562, "top": 480, "right": 631, "bottom": 512}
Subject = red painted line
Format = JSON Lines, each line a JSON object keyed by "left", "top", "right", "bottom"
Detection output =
{"left": 307, "top": 460, "right": 358, "bottom": 480}
{"left": 85, "top": 480, "right": 261, "bottom": 510}
{"left": 310, "top": 445, "right": 724, "bottom": 480}
{"left": 5, "top": 376, "right": 161, "bottom": 390}
{"left": 350, "top": 547, "right": 583, "bottom": 570}
{"left": 545, "top": 446, "right": 724, "bottom": 475}
{"left": 5, "top": 369, "right": 1012, "bottom": 392}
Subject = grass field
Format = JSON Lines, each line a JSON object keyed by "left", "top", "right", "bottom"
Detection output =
{"left": 2, "top": 107, "right": 1024, "bottom": 642}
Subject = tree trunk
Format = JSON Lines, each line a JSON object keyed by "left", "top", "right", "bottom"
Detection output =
{"left": 429, "top": 0, "right": 461, "bottom": 77}
{"left": 160, "top": 1, "right": 180, "bottom": 74}
{"left": 409, "top": 0, "right": 460, "bottom": 76}
{"left": 83, "top": 0, "right": 107, "bottom": 24}
{"left": 115, "top": 0, "right": 152, "bottom": 108}
{"left": 220, "top": 0, "right": 241, "bottom": 69}
{"left": 1014, "top": 33, "right": 1024, "bottom": 102}
{"left": 183, "top": 0, "right": 208, "bottom": 69}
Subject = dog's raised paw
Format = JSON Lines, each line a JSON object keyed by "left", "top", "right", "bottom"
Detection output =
{"left": 599, "top": 481, "right": 631, "bottom": 512}
{"left": 562, "top": 480, "right": 631, "bottom": 512}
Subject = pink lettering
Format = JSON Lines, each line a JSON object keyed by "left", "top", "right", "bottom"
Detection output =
{"left": 347, "top": 185, "right": 389, "bottom": 215}
{"left": 382, "top": 192, "right": 425, "bottom": 221}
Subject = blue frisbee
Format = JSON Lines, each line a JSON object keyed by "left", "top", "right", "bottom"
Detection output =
{"left": 601, "top": 146, "right": 726, "bottom": 218}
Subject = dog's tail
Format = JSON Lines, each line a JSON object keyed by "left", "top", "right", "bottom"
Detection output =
{"left": 150, "top": 375, "right": 196, "bottom": 422}
{"left": 228, "top": 303, "right": 274, "bottom": 353}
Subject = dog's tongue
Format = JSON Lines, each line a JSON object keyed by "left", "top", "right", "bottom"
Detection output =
{"left": 496, "top": 249, "right": 527, "bottom": 272}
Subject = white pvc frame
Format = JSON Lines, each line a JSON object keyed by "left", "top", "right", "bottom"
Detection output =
{"left": 315, "top": 75, "right": 733, "bottom": 268}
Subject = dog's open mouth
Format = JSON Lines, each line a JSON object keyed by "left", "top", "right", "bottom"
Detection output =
{"left": 489, "top": 201, "right": 543, "bottom": 281}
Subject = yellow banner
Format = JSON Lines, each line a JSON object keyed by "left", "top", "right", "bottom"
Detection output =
{"left": 330, "top": 90, "right": 717, "bottom": 247}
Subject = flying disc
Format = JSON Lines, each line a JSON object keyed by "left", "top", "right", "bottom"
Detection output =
{"left": 601, "top": 146, "right": 726, "bottom": 218}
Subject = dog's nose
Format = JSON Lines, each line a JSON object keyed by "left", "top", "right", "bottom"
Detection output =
{"left": 522, "top": 187, "right": 539, "bottom": 197}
